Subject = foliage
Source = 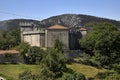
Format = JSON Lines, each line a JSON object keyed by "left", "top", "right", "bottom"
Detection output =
{"left": 54, "top": 39, "right": 63, "bottom": 53}
{"left": 112, "top": 63, "right": 120, "bottom": 73}
{"left": 0, "top": 64, "right": 39, "bottom": 80}
{"left": 60, "top": 72, "right": 86, "bottom": 80}
{"left": 14, "top": 42, "right": 31, "bottom": 63}
{"left": 40, "top": 48, "right": 67, "bottom": 79}
{"left": 0, "top": 29, "right": 20, "bottom": 50}
{"left": 4, "top": 53, "right": 13, "bottom": 63}
{"left": 38, "top": 64, "right": 56, "bottom": 80}
{"left": 26, "top": 46, "right": 44, "bottom": 64}
{"left": 105, "top": 73, "right": 120, "bottom": 80}
{"left": 95, "top": 71, "right": 120, "bottom": 80}
{"left": 95, "top": 72, "right": 109, "bottom": 79}
{"left": 80, "top": 22, "right": 120, "bottom": 67}
{"left": 4, "top": 53, "right": 13, "bottom": 59}
{"left": 19, "top": 70, "right": 33, "bottom": 80}
{"left": 77, "top": 53, "right": 101, "bottom": 68}
{"left": 15, "top": 42, "right": 30, "bottom": 54}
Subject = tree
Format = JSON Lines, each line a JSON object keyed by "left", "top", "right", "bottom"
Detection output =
{"left": 14, "top": 42, "right": 31, "bottom": 63}
{"left": 19, "top": 70, "right": 33, "bottom": 80}
{"left": 54, "top": 39, "right": 63, "bottom": 53}
{"left": 0, "top": 29, "right": 20, "bottom": 50}
{"left": 61, "top": 72, "right": 86, "bottom": 80}
{"left": 10, "top": 29, "right": 21, "bottom": 46}
{"left": 80, "top": 22, "right": 120, "bottom": 67}
{"left": 26, "top": 46, "right": 44, "bottom": 64}
{"left": 40, "top": 48, "right": 66, "bottom": 79}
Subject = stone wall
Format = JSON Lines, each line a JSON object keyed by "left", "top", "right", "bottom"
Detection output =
{"left": 0, "top": 53, "right": 19, "bottom": 63}
{"left": 20, "top": 24, "right": 87, "bottom": 50}
{"left": 23, "top": 34, "right": 40, "bottom": 46}
{"left": 46, "top": 29, "right": 69, "bottom": 49}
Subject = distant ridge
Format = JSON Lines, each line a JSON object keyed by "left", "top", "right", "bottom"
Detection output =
{"left": 40, "top": 14, "right": 120, "bottom": 28}
{"left": 0, "top": 14, "right": 120, "bottom": 30}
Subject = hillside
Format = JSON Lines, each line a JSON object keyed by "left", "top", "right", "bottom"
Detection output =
{"left": 40, "top": 14, "right": 120, "bottom": 28}
{"left": 0, "top": 14, "right": 120, "bottom": 30}
{"left": 0, "top": 19, "right": 40, "bottom": 30}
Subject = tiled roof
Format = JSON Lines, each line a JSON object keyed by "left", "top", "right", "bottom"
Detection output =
{"left": 0, "top": 50, "right": 19, "bottom": 54}
{"left": 48, "top": 25, "right": 68, "bottom": 29}
{"left": 79, "top": 28, "right": 87, "bottom": 31}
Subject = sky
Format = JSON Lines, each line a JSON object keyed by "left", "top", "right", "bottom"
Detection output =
{"left": 0, "top": 0, "right": 120, "bottom": 21}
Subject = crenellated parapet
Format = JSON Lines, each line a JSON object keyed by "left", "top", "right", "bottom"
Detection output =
{"left": 19, "top": 22, "right": 34, "bottom": 27}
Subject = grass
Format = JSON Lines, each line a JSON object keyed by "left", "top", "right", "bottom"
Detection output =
{"left": 67, "top": 63, "right": 106, "bottom": 78}
{"left": 0, "top": 63, "right": 106, "bottom": 79}
{"left": 0, "top": 64, "right": 39, "bottom": 80}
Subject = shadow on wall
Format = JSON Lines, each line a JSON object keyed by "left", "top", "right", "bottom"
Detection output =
{"left": 64, "top": 50, "right": 83, "bottom": 60}
{"left": 69, "top": 31, "right": 82, "bottom": 50}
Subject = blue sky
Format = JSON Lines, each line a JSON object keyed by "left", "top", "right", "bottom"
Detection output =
{"left": 0, "top": 0, "right": 119, "bottom": 21}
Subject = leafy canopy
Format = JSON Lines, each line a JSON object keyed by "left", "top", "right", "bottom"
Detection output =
{"left": 80, "top": 22, "right": 120, "bottom": 67}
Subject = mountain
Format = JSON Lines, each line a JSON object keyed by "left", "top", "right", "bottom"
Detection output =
{"left": 40, "top": 14, "right": 120, "bottom": 28}
{"left": 0, "top": 19, "right": 40, "bottom": 30}
{"left": 0, "top": 14, "right": 120, "bottom": 30}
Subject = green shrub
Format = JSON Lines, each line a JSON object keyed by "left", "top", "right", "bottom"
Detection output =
{"left": 19, "top": 70, "right": 33, "bottom": 80}
{"left": 105, "top": 74, "right": 120, "bottom": 80}
{"left": 112, "top": 63, "right": 120, "bottom": 73}
{"left": 95, "top": 72, "right": 108, "bottom": 79}
{"left": 78, "top": 53, "right": 102, "bottom": 68}
{"left": 60, "top": 72, "right": 86, "bottom": 80}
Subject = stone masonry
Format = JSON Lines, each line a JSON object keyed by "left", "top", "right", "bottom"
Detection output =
{"left": 20, "top": 22, "right": 87, "bottom": 50}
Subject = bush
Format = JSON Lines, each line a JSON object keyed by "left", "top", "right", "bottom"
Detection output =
{"left": 39, "top": 48, "right": 67, "bottom": 79}
{"left": 60, "top": 72, "right": 86, "bottom": 80}
{"left": 105, "top": 74, "right": 120, "bottom": 80}
{"left": 87, "top": 77, "right": 94, "bottom": 80}
{"left": 78, "top": 53, "right": 102, "bottom": 68}
{"left": 112, "top": 63, "right": 120, "bottom": 73}
{"left": 19, "top": 70, "right": 33, "bottom": 80}
{"left": 26, "top": 46, "right": 44, "bottom": 64}
{"left": 95, "top": 72, "right": 108, "bottom": 79}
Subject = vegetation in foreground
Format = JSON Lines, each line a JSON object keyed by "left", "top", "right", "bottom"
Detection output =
{"left": 0, "top": 63, "right": 106, "bottom": 80}
{"left": 0, "top": 64, "right": 39, "bottom": 80}
{"left": 0, "top": 22, "right": 120, "bottom": 80}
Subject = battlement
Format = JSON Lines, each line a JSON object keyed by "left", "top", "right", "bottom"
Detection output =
{"left": 19, "top": 22, "right": 34, "bottom": 26}
{"left": 23, "top": 30, "right": 45, "bottom": 35}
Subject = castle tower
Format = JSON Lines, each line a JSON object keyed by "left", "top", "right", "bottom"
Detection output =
{"left": 79, "top": 27, "right": 87, "bottom": 37}
{"left": 20, "top": 22, "right": 45, "bottom": 47}
{"left": 45, "top": 25, "right": 69, "bottom": 49}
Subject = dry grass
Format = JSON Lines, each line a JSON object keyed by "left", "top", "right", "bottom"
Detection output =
{"left": 67, "top": 63, "right": 106, "bottom": 78}
{"left": 0, "top": 63, "right": 106, "bottom": 79}
{"left": 0, "top": 64, "right": 39, "bottom": 80}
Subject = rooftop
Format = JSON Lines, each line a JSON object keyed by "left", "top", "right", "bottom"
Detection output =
{"left": 79, "top": 28, "right": 87, "bottom": 31}
{"left": 48, "top": 25, "right": 68, "bottom": 29}
{"left": 0, "top": 50, "right": 19, "bottom": 54}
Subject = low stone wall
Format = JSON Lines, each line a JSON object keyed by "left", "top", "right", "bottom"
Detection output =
{"left": 0, "top": 54, "right": 20, "bottom": 64}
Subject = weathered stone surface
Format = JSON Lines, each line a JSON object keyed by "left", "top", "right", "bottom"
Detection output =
{"left": 20, "top": 23, "right": 87, "bottom": 50}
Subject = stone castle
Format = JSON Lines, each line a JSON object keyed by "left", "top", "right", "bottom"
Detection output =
{"left": 20, "top": 22, "right": 87, "bottom": 50}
